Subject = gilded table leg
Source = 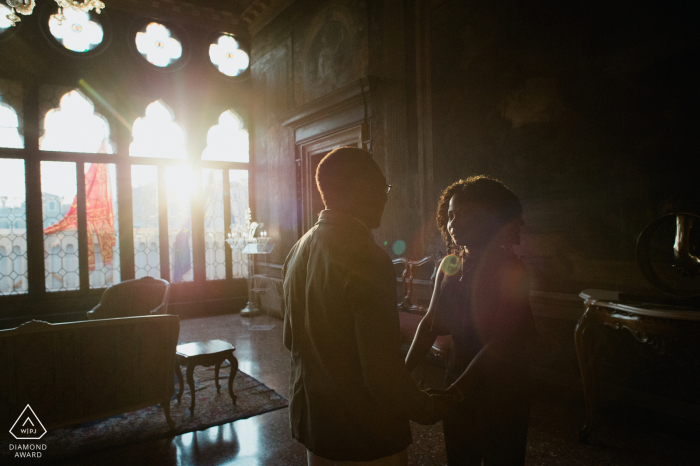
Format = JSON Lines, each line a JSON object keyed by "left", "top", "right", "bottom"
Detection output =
{"left": 228, "top": 353, "right": 238, "bottom": 405}
{"left": 214, "top": 360, "right": 223, "bottom": 392}
{"left": 175, "top": 360, "right": 184, "bottom": 403}
{"left": 186, "top": 363, "right": 196, "bottom": 413}
{"left": 575, "top": 307, "right": 596, "bottom": 443}
{"left": 162, "top": 400, "right": 175, "bottom": 430}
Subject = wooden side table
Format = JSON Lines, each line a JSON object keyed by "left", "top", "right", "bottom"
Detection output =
{"left": 175, "top": 339, "right": 239, "bottom": 413}
{"left": 575, "top": 289, "right": 700, "bottom": 442}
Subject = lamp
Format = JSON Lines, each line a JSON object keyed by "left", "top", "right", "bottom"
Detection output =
{"left": 225, "top": 208, "right": 274, "bottom": 317}
{"left": 5, "top": 0, "right": 105, "bottom": 26}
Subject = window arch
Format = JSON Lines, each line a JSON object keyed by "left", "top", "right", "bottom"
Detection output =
{"left": 202, "top": 110, "right": 249, "bottom": 163}
{"left": 209, "top": 35, "right": 249, "bottom": 77}
{"left": 0, "top": 5, "right": 13, "bottom": 32}
{"left": 48, "top": 9, "right": 104, "bottom": 53}
{"left": 39, "top": 90, "right": 113, "bottom": 153}
{"left": 0, "top": 102, "right": 23, "bottom": 149}
{"left": 130, "top": 100, "right": 186, "bottom": 159}
{"left": 135, "top": 23, "right": 182, "bottom": 68}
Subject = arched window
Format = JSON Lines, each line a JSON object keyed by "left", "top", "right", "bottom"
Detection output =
{"left": 209, "top": 35, "right": 249, "bottom": 77}
{"left": 39, "top": 90, "right": 113, "bottom": 153}
{"left": 0, "top": 5, "right": 13, "bottom": 32}
{"left": 202, "top": 110, "right": 249, "bottom": 163}
{"left": 0, "top": 102, "right": 23, "bottom": 149}
{"left": 48, "top": 9, "right": 103, "bottom": 53}
{"left": 135, "top": 23, "right": 182, "bottom": 68}
{"left": 130, "top": 101, "right": 186, "bottom": 159}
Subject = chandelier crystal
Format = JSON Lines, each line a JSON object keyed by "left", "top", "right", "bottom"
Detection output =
{"left": 4, "top": 0, "right": 104, "bottom": 26}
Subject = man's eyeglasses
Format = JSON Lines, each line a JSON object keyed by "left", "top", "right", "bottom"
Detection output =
{"left": 385, "top": 184, "right": 392, "bottom": 194}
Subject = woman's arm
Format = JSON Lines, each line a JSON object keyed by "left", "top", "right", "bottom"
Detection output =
{"left": 405, "top": 260, "right": 449, "bottom": 373}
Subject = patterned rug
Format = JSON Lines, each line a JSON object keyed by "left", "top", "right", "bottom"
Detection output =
{"left": 1, "top": 364, "right": 288, "bottom": 463}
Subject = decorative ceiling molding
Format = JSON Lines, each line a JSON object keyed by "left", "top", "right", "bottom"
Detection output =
{"left": 241, "top": 0, "right": 295, "bottom": 36}
{"left": 109, "top": 0, "right": 247, "bottom": 36}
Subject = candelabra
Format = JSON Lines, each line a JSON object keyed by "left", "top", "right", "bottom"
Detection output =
{"left": 225, "top": 208, "right": 273, "bottom": 317}
{"left": 4, "top": 0, "right": 105, "bottom": 26}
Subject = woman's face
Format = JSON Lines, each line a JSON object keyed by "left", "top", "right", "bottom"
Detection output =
{"left": 447, "top": 193, "right": 501, "bottom": 252}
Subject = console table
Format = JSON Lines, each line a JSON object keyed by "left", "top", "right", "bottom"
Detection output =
{"left": 575, "top": 289, "right": 700, "bottom": 442}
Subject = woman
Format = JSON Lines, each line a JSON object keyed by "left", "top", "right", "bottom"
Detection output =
{"left": 405, "top": 176, "right": 537, "bottom": 465}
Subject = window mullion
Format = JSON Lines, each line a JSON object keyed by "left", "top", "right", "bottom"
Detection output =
{"left": 76, "top": 162, "right": 89, "bottom": 291}
{"left": 117, "top": 159, "right": 135, "bottom": 281}
{"left": 24, "top": 82, "right": 44, "bottom": 298}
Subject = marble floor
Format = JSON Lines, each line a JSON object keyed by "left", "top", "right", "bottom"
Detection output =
{"left": 56, "top": 312, "right": 700, "bottom": 466}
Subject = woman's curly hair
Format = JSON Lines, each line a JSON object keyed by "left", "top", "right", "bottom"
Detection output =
{"left": 436, "top": 176, "right": 523, "bottom": 254}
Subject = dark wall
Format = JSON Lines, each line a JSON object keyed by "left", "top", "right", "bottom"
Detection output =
{"left": 252, "top": 0, "right": 698, "bottom": 294}
{"left": 424, "top": 0, "right": 699, "bottom": 293}
{"left": 251, "top": 0, "right": 370, "bottom": 266}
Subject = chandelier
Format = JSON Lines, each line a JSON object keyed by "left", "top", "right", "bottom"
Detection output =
{"left": 5, "top": 0, "right": 105, "bottom": 26}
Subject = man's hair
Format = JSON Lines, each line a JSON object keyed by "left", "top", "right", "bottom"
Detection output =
{"left": 316, "top": 146, "right": 381, "bottom": 207}
{"left": 436, "top": 176, "right": 522, "bottom": 253}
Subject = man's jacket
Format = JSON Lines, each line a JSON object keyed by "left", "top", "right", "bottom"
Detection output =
{"left": 283, "top": 210, "right": 434, "bottom": 462}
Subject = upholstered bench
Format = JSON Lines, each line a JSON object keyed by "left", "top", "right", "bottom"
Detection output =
{"left": 0, "top": 315, "right": 180, "bottom": 436}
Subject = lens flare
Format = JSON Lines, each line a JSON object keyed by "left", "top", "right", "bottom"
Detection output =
{"left": 441, "top": 254, "right": 461, "bottom": 276}
{"left": 392, "top": 240, "right": 406, "bottom": 256}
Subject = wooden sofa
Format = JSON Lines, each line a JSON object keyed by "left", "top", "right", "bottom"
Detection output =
{"left": 0, "top": 314, "right": 180, "bottom": 437}
{"left": 393, "top": 256, "right": 452, "bottom": 363}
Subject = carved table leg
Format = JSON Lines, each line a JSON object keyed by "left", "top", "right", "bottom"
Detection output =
{"left": 214, "top": 359, "right": 223, "bottom": 392}
{"left": 162, "top": 400, "right": 175, "bottom": 430}
{"left": 175, "top": 360, "right": 184, "bottom": 403}
{"left": 186, "top": 363, "right": 196, "bottom": 413}
{"left": 228, "top": 352, "right": 238, "bottom": 405}
{"left": 575, "top": 307, "right": 596, "bottom": 443}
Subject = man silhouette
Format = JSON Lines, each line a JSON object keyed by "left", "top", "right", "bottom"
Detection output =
{"left": 283, "top": 147, "right": 452, "bottom": 465}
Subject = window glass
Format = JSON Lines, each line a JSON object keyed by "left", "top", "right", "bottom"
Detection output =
{"left": 132, "top": 165, "right": 160, "bottom": 279}
{"left": 203, "top": 169, "right": 226, "bottom": 280}
{"left": 42, "top": 161, "right": 79, "bottom": 291}
{"left": 0, "top": 103, "right": 23, "bottom": 149}
{"left": 86, "top": 163, "right": 120, "bottom": 288}
{"left": 49, "top": 9, "right": 103, "bottom": 52}
{"left": 166, "top": 166, "right": 193, "bottom": 283}
{"left": 230, "top": 170, "right": 249, "bottom": 278}
{"left": 0, "top": 79, "right": 23, "bottom": 149}
{"left": 202, "top": 110, "right": 249, "bottom": 163}
{"left": 39, "top": 89, "right": 113, "bottom": 153}
{"left": 209, "top": 35, "right": 249, "bottom": 77}
{"left": 135, "top": 22, "right": 182, "bottom": 67}
{"left": 0, "top": 159, "right": 28, "bottom": 295}
{"left": 130, "top": 100, "right": 186, "bottom": 158}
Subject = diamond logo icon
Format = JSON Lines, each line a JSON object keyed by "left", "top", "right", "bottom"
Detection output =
{"left": 9, "top": 405, "right": 47, "bottom": 440}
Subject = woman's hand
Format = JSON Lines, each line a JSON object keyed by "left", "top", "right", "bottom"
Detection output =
{"left": 425, "top": 385, "right": 464, "bottom": 402}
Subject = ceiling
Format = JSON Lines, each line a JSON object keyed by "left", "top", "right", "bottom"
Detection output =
{"left": 195, "top": 0, "right": 259, "bottom": 16}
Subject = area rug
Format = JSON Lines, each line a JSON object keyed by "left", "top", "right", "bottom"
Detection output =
{"left": 1, "top": 364, "right": 288, "bottom": 462}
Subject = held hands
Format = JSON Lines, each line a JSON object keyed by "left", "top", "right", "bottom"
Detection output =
{"left": 426, "top": 385, "right": 464, "bottom": 402}
{"left": 418, "top": 385, "right": 464, "bottom": 425}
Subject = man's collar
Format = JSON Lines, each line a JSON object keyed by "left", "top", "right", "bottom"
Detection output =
{"left": 317, "top": 210, "right": 372, "bottom": 235}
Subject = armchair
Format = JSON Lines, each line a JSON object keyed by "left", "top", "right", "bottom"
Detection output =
{"left": 87, "top": 276, "right": 171, "bottom": 320}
